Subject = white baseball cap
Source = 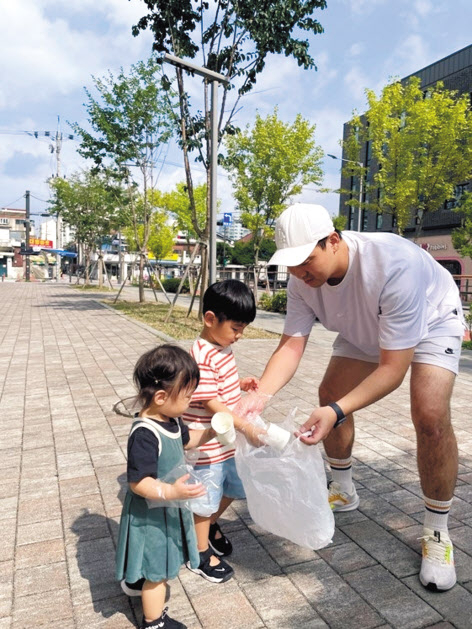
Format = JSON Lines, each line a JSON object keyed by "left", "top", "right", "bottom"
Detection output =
{"left": 268, "top": 203, "right": 335, "bottom": 266}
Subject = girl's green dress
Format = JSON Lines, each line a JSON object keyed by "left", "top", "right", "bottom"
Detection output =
{"left": 116, "top": 417, "right": 200, "bottom": 582}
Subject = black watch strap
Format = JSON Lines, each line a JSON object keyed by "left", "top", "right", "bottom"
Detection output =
{"left": 327, "top": 402, "right": 346, "bottom": 428}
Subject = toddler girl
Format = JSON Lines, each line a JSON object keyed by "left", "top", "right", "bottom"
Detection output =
{"left": 116, "top": 344, "right": 215, "bottom": 629}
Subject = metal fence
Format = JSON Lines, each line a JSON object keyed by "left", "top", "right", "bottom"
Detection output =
{"left": 453, "top": 275, "right": 472, "bottom": 304}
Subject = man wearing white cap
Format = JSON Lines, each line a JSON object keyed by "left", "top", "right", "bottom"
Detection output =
{"left": 257, "top": 202, "right": 464, "bottom": 592}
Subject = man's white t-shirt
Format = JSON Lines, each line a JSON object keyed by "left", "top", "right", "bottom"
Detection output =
{"left": 284, "top": 232, "right": 464, "bottom": 355}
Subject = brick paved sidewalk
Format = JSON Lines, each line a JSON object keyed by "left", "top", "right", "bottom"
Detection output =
{"left": 1, "top": 283, "right": 471, "bottom": 629}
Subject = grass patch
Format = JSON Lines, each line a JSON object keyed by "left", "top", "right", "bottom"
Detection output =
{"left": 462, "top": 340, "right": 472, "bottom": 350}
{"left": 73, "top": 284, "right": 117, "bottom": 292}
{"left": 105, "top": 300, "right": 280, "bottom": 341}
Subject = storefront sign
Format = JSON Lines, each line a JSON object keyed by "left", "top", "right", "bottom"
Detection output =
{"left": 29, "top": 238, "right": 53, "bottom": 248}
{"left": 421, "top": 242, "right": 448, "bottom": 252}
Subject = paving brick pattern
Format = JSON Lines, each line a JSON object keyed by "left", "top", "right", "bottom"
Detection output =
{"left": 1, "top": 283, "right": 471, "bottom": 628}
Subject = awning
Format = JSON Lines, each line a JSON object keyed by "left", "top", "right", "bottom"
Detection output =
{"left": 41, "top": 248, "right": 77, "bottom": 257}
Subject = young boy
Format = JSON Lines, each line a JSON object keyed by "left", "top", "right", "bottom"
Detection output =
{"left": 182, "top": 279, "right": 262, "bottom": 583}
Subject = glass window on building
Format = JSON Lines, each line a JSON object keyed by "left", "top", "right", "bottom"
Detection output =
{"left": 376, "top": 213, "right": 383, "bottom": 230}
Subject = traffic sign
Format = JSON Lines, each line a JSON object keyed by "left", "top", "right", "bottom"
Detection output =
{"left": 223, "top": 212, "right": 233, "bottom": 225}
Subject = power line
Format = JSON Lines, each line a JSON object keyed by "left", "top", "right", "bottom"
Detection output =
{"left": 1, "top": 194, "right": 26, "bottom": 208}
{"left": 30, "top": 194, "right": 51, "bottom": 203}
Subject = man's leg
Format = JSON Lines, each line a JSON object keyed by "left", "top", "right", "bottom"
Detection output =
{"left": 320, "top": 356, "right": 377, "bottom": 510}
{"left": 410, "top": 362, "right": 457, "bottom": 591}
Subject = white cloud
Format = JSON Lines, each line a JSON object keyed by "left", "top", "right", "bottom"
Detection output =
{"left": 344, "top": 66, "right": 370, "bottom": 104}
{"left": 341, "top": 0, "right": 387, "bottom": 15}
{"left": 413, "top": 0, "right": 434, "bottom": 17}
{"left": 347, "top": 43, "right": 364, "bottom": 58}
{"left": 0, "top": 1, "right": 152, "bottom": 110}
{"left": 383, "top": 34, "right": 430, "bottom": 80}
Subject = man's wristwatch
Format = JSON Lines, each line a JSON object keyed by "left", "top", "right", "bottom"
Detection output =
{"left": 327, "top": 402, "right": 347, "bottom": 429}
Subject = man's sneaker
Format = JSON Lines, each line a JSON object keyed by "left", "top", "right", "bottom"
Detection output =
{"left": 419, "top": 528, "right": 456, "bottom": 591}
{"left": 121, "top": 577, "right": 145, "bottom": 597}
{"left": 209, "top": 522, "right": 233, "bottom": 557}
{"left": 141, "top": 606, "right": 186, "bottom": 629}
{"left": 186, "top": 548, "right": 234, "bottom": 583}
{"left": 328, "top": 481, "right": 360, "bottom": 512}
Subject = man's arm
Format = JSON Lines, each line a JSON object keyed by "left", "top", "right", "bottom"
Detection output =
{"left": 258, "top": 334, "right": 309, "bottom": 395}
{"left": 299, "top": 347, "right": 415, "bottom": 444}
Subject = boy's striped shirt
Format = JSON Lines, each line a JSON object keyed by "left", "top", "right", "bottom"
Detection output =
{"left": 182, "top": 337, "right": 241, "bottom": 465}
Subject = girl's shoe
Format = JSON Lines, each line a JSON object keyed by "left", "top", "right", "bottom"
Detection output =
{"left": 141, "top": 606, "right": 186, "bottom": 629}
{"left": 209, "top": 521, "right": 233, "bottom": 557}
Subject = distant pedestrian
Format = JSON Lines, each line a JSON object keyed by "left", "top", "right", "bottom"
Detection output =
{"left": 255, "top": 203, "right": 464, "bottom": 592}
{"left": 115, "top": 344, "right": 216, "bottom": 629}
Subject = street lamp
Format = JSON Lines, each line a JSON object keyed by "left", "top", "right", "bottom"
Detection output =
{"left": 161, "top": 53, "right": 229, "bottom": 286}
{"left": 328, "top": 154, "right": 364, "bottom": 232}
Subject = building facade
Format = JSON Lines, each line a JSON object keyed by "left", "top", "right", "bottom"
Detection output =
{"left": 0, "top": 208, "right": 27, "bottom": 279}
{"left": 339, "top": 44, "right": 472, "bottom": 279}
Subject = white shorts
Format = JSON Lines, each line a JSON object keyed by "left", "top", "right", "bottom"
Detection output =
{"left": 332, "top": 335, "right": 462, "bottom": 375}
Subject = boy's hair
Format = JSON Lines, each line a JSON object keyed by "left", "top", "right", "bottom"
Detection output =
{"left": 133, "top": 344, "right": 200, "bottom": 409}
{"left": 203, "top": 279, "right": 256, "bottom": 323}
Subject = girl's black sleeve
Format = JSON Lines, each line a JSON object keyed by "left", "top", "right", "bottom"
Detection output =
{"left": 127, "top": 427, "right": 159, "bottom": 482}
{"left": 178, "top": 417, "right": 190, "bottom": 447}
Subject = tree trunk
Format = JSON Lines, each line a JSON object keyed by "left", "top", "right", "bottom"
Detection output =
{"left": 98, "top": 253, "right": 104, "bottom": 288}
{"left": 85, "top": 250, "right": 91, "bottom": 285}
{"left": 198, "top": 244, "right": 209, "bottom": 321}
{"left": 138, "top": 253, "right": 145, "bottom": 303}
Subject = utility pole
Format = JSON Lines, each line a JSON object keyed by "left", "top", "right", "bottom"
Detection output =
{"left": 162, "top": 54, "right": 229, "bottom": 285}
{"left": 54, "top": 125, "right": 63, "bottom": 281}
{"left": 25, "top": 190, "right": 31, "bottom": 282}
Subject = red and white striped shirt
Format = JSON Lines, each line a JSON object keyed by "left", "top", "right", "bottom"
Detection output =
{"left": 182, "top": 337, "right": 241, "bottom": 466}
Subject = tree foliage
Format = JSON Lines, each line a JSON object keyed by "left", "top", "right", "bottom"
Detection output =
{"left": 230, "top": 237, "right": 276, "bottom": 265}
{"left": 49, "top": 171, "right": 120, "bottom": 285}
{"left": 132, "top": 0, "right": 327, "bottom": 300}
{"left": 161, "top": 182, "right": 208, "bottom": 238}
{"left": 71, "top": 57, "right": 175, "bottom": 300}
{"left": 345, "top": 77, "right": 472, "bottom": 236}
{"left": 224, "top": 107, "right": 323, "bottom": 297}
{"left": 125, "top": 189, "right": 178, "bottom": 262}
{"left": 452, "top": 192, "right": 472, "bottom": 261}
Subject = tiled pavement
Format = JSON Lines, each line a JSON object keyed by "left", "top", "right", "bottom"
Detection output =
{"left": 1, "top": 282, "right": 472, "bottom": 629}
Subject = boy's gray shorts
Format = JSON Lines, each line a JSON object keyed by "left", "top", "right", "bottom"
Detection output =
{"left": 332, "top": 335, "right": 462, "bottom": 375}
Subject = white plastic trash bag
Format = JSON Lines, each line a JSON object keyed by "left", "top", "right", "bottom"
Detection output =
{"left": 235, "top": 411, "right": 334, "bottom": 550}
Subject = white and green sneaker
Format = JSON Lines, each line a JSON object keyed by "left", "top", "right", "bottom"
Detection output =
{"left": 419, "top": 528, "right": 456, "bottom": 591}
{"left": 328, "top": 481, "right": 360, "bottom": 512}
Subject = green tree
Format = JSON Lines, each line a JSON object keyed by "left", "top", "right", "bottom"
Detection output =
{"left": 125, "top": 193, "right": 177, "bottom": 264}
{"left": 49, "top": 171, "right": 119, "bottom": 286}
{"left": 71, "top": 57, "right": 174, "bottom": 301}
{"left": 231, "top": 237, "right": 276, "bottom": 266}
{"left": 345, "top": 77, "right": 472, "bottom": 236}
{"left": 332, "top": 214, "right": 347, "bottom": 231}
{"left": 224, "top": 108, "right": 323, "bottom": 294}
{"left": 452, "top": 192, "right": 472, "bottom": 260}
{"left": 132, "top": 0, "right": 327, "bottom": 304}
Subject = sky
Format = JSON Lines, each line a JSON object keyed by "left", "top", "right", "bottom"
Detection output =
{"left": 1, "top": 0, "right": 471, "bottom": 229}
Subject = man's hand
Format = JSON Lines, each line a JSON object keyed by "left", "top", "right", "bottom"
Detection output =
{"left": 235, "top": 390, "right": 271, "bottom": 419}
{"left": 295, "top": 406, "right": 338, "bottom": 445}
{"left": 240, "top": 376, "right": 259, "bottom": 392}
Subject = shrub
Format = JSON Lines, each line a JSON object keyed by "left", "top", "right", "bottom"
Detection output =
{"left": 258, "top": 290, "right": 287, "bottom": 313}
{"left": 465, "top": 311, "right": 472, "bottom": 336}
{"left": 162, "top": 277, "right": 190, "bottom": 293}
{"left": 271, "top": 291, "right": 287, "bottom": 313}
